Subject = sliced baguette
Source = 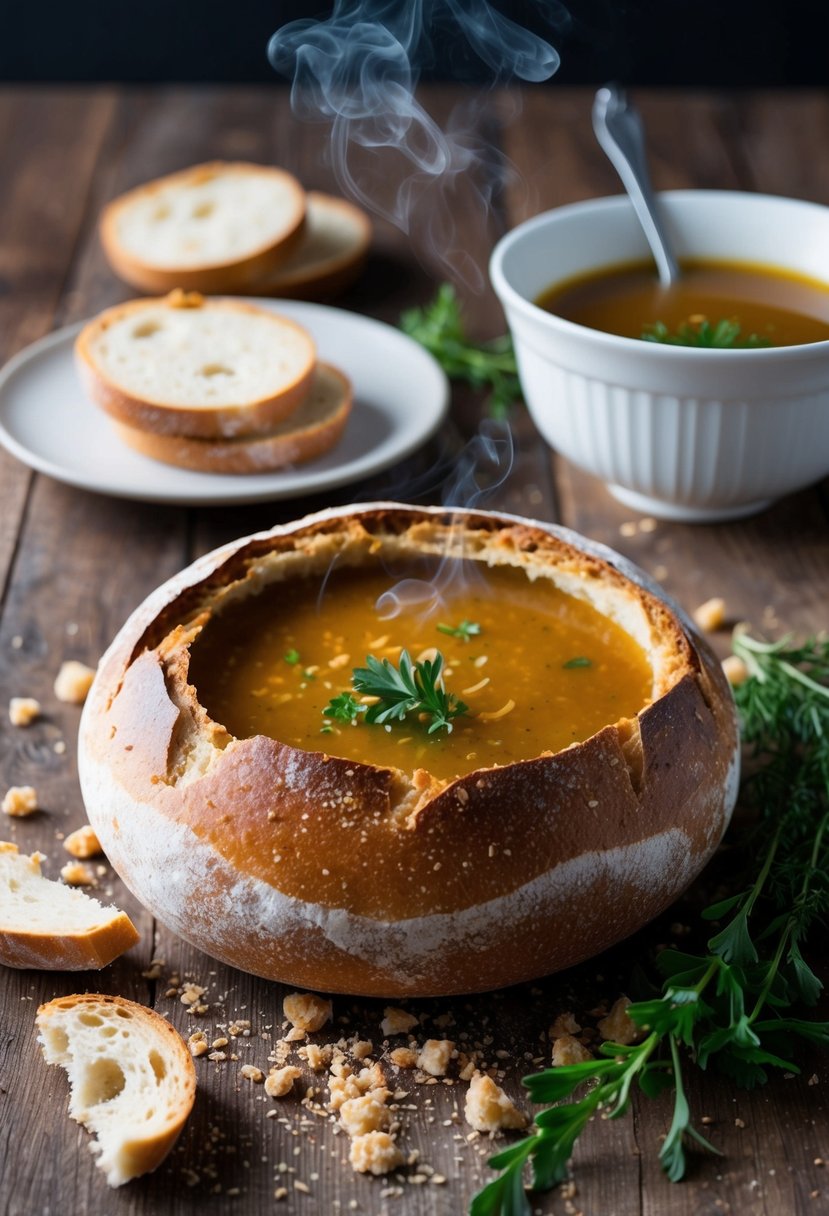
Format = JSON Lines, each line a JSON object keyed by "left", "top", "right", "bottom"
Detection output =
{"left": 101, "top": 161, "right": 307, "bottom": 294}
{"left": 113, "top": 361, "right": 353, "bottom": 474}
{"left": 75, "top": 293, "right": 317, "bottom": 440}
{"left": 37, "top": 994, "right": 196, "bottom": 1187}
{"left": 254, "top": 192, "right": 371, "bottom": 299}
{"left": 0, "top": 841, "right": 139, "bottom": 970}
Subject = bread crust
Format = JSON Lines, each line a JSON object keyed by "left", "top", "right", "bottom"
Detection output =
{"left": 75, "top": 295, "right": 317, "bottom": 440}
{"left": 0, "top": 841, "right": 140, "bottom": 970}
{"left": 253, "top": 192, "right": 372, "bottom": 300}
{"left": 110, "top": 362, "right": 352, "bottom": 473}
{"left": 78, "top": 505, "right": 740, "bottom": 997}
{"left": 37, "top": 993, "right": 196, "bottom": 1185}
{"left": 100, "top": 161, "right": 307, "bottom": 294}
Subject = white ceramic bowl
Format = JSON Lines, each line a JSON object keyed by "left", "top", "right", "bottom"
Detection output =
{"left": 490, "top": 190, "right": 829, "bottom": 521}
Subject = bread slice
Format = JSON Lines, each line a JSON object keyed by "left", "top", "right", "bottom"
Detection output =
{"left": 37, "top": 994, "right": 196, "bottom": 1187}
{"left": 254, "top": 192, "right": 371, "bottom": 299}
{"left": 75, "top": 292, "right": 317, "bottom": 439}
{"left": 113, "top": 361, "right": 353, "bottom": 474}
{"left": 100, "top": 161, "right": 307, "bottom": 294}
{"left": 0, "top": 841, "right": 139, "bottom": 969}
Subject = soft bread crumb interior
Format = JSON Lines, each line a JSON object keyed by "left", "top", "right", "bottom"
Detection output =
{"left": 268, "top": 195, "right": 364, "bottom": 276}
{"left": 87, "top": 306, "right": 314, "bottom": 409}
{"left": 114, "top": 169, "right": 301, "bottom": 268}
{"left": 38, "top": 999, "right": 192, "bottom": 1187}
{"left": 0, "top": 846, "right": 124, "bottom": 932}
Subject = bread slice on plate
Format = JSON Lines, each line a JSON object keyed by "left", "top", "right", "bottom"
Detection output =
{"left": 100, "top": 161, "right": 307, "bottom": 294}
{"left": 255, "top": 192, "right": 371, "bottom": 299}
{"left": 75, "top": 292, "right": 317, "bottom": 439}
{"left": 0, "top": 841, "right": 139, "bottom": 970}
{"left": 37, "top": 993, "right": 196, "bottom": 1187}
{"left": 113, "top": 361, "right": 353, "bottom": 474}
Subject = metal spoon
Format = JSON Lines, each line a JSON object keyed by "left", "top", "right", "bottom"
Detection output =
{"left": 592, "top": 83, "right": 680, "bottom": 288}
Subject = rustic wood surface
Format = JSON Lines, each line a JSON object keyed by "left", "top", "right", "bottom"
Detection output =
{"left": 1, "top": 85, "right": 828, "bottom": 1216}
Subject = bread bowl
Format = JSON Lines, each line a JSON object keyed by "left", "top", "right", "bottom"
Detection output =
{"left": 100, "top": 161, "right": 307, "bottom": 295}
{"left": 78, "top": 504, "right": 739, "bottom": 997}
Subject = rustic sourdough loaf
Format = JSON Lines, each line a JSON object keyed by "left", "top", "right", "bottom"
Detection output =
{"left": 75, "top": 292, "right": 317, "bottom": 440}
{"left": 112, "top": 362, "right": 352, "bottom": 473}
{"left": 37, "top": 994, "right": 196, "bottom": 1187}
{"left": 78, "top": 505, "right": 739, "bottom": 997}
{"left": 100, "top": 161, "right": 306, "bottom": 294}
{"left": 0, "top": 842, "right": 139, "bottom": 970}
{"left": 254, "top": 192, "right": 372, "bottom": 299}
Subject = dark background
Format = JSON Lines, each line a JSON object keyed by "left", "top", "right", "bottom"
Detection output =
{"left": 2, "top": 0, "right": 827, "bottom": 85}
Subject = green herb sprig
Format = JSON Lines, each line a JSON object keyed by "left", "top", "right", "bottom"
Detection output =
{"left": 401, "top": 285, "right": 522, "bottom": 419}
{"left": 641, "top": 318, "right": 773, "bottom": 348}
{"left": 437, "top": 619, "right": 481, "bottom": 642}
{"left": 323, "top": 650, "right": 468, "bottom": 736}
{"left": 471, "top": 630, "right": 829, "bottom": 1216}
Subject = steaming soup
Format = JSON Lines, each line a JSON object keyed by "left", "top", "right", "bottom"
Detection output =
{"left": 536, "top": 258, "right": 829, "bottom": 346}
{"left": 190, "top": 560, "right": 653, "bottom": 781}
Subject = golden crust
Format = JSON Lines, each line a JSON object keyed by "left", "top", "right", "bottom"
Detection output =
{"left": 74, "top": 295, "right": 317, "bottom": 440}
{"left": 109, "top": 362, "right": 352, "bottom": 474}
{"left": 78, "top": 506, "right": 739, "bottom": 996}
{"left": 100, "top": 161, "right": 307, "bottom": 294}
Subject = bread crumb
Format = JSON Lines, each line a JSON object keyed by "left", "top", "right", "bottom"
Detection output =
{"left": 722, "top": 654, "right": 749, "bottom": 687}
{"left": 2, "top": 785, "right": 38, "bottom": 817}
{"left": 464, "top": 1071, "right": 527, "bottom": 1133}
{"left": 552, "top": 1035, "right": 593, "bottom": 1067}
{"left": 352, "top": 1039, "right": 373, "bottom": 1061}
{"left": 349, "top": 1132, "right": 404, "bottom": 1175}
{"left": 298, "top": 1043, "right": 332, "bottom": 1071}
{"left": 188, "top": 1032, "right": 209, "bottom": 1058}
{"left": 390, "top": 1047, "right": 418, "bottom": 1070}
{"left": 283, "top": 991, "right": 332, "bottom": 1033}
{"left": 264, "top": 1066, "right": 301, "bottom": 1098}
{"left": 9, "top": 697, "right": 41, "bottom": 727}
{"left": 180, "top": 982, "right": 207, "bottom": 1008}
{"left": 380, "top": 1006, "right": 419, "bottom": 1036}
{"left": 63, "top": 825, "right": 102, "bottom": 859}
{"left": 549, "top": 1012, "right": 581, "bottom": 1039}
{"left": 597, "top": 997, "right": 643, "bottom": 1046}
{"left": 328, "top": 1074, "right": 363, "bottom": 1111}
{"left": 416, "top": 1039, "right": 455, "bottom": 1078}
{"left": 54, "top": 660, "right": 96, "bottom": 704}
{"left": 693, "top": 597, "right": 726, "bottom": 633}
{"left": 339, "top": 1095, "right": 391, "bottom": 1137}
{"left": 240, "top": 1064, "right": 264, "bottom": 1083}
{"left": 60, "top": 860, "right": 96, "bottom": 886}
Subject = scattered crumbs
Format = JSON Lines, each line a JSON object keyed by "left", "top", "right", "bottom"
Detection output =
{"left": 619, "top": 521, "right": 638, "bottom": 538}
{"left": 638, "top": 516, "right": 657, "bottom": 532}
{"left": 240, "top": 1064, "right": 265, "bottom": 1083}
{"left": 735, "top": 1117, "right": 746, "bottom": 1129}
{"left": 692, "top": 596, "right": 727, "bottom": 633}
{"left": 2, "top": 786, "right": 38, "bottom": 818}
{"left": 380, "top": 1006, "right": 419, "bottom": 1036}
{"left": 283, "top": 991, "right": 332, "bottom": 1033}
{"left": 53, "top": 740, "right": 67, "bottom": 755}
{"left": 8, "top": 697, "right": 41, "bottom": 727}
{"left": 53, "top": 660, "right": 96, "bottom": 705}
{"left": 597, "top": 996, "right": 643, "bottom": 1046}
{"left": 63, "top": 825, "right": 102, "bottom": 859}
{"left": 59, "top": 860, "right": 96, "bottom": 886}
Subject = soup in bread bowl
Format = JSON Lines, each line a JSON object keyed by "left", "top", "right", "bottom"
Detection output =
{"left": 78, "top": 505, "right": 739, "bottom": 997}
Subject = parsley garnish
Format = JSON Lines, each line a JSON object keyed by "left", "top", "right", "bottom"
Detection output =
{"left": 562, "top": 656, "right": 592, "bottom": 669}
{"left": 283, "top": 648, "right": 301, "bottom": 665}
{"left": 322, "top": 692, "right": 365, "bottom": 725}
{"left": 437, "top": 620, "right": 481, "bottom": 642}
{"left": 641, "top": 318, "right": 773, "bottom": 348}
{"left": 401, "top": 285, "right": 522, "bottom": 419}
{"left": 471, "top": 630, "right": 829, "bottom": 1214}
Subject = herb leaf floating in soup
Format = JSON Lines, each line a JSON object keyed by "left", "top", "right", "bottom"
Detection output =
{"left": 436, "top": 619, "right": 481, "bottom": 642}
{"left": 348, "top": 650, "right": 469, "bottom": 735}
{"left": 641, "top": 318, "right": 772, "bottom": 348}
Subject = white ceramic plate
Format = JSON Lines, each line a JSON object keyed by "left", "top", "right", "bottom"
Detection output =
{"left": 0, "top": 300, "right": 449, "bottom": 505}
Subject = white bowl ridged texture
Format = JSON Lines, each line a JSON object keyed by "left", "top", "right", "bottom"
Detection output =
{"left": 114, "top": 170, "right": 301, "bottom": 268}
{"left": 88, "top": 306, "right": 314, "bottom": 408}
{"left": 490, "top": 191, "right": 829, "bottom": 521}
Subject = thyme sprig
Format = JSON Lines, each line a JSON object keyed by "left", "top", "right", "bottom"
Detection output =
{"left": 471, "top": 631, "right": 829, "bottom": 1216}
{"left": 401, "top": 285, "right": 522, "bottom": 419}
{"left": 322, "top": 650, "right": 468, "bottom": 736}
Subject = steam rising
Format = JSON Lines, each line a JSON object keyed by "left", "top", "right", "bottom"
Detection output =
{"left": 268, "top": 1, "right": 565, "bottom": 283}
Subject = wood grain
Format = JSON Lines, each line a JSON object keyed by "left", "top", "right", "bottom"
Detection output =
{"left": 0, "top": 85, "right": 827, "bottom": 1216}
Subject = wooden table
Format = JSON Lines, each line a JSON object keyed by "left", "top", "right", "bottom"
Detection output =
{"left": 1, "top": 85, "right": 828, "bottom": 1216}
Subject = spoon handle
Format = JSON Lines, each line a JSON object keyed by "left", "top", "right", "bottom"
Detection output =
{"left": 592, "top": 84, "right": 680, "bottom": 288}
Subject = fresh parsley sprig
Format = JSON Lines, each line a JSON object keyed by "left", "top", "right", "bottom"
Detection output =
{"left": 437, "top": 619, "right": 481, "bottom": 642}
{"left": 641, "top": 318, "right": 773, "bottom": 348}
{"left": 323, "top": 650, "right": 468, "bottom": 736}
{"left": 471, "top": 631, "right": 829, "bottom": 1215}
{"left": 400, "top": 284, "right": 522, "bottom": 419}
